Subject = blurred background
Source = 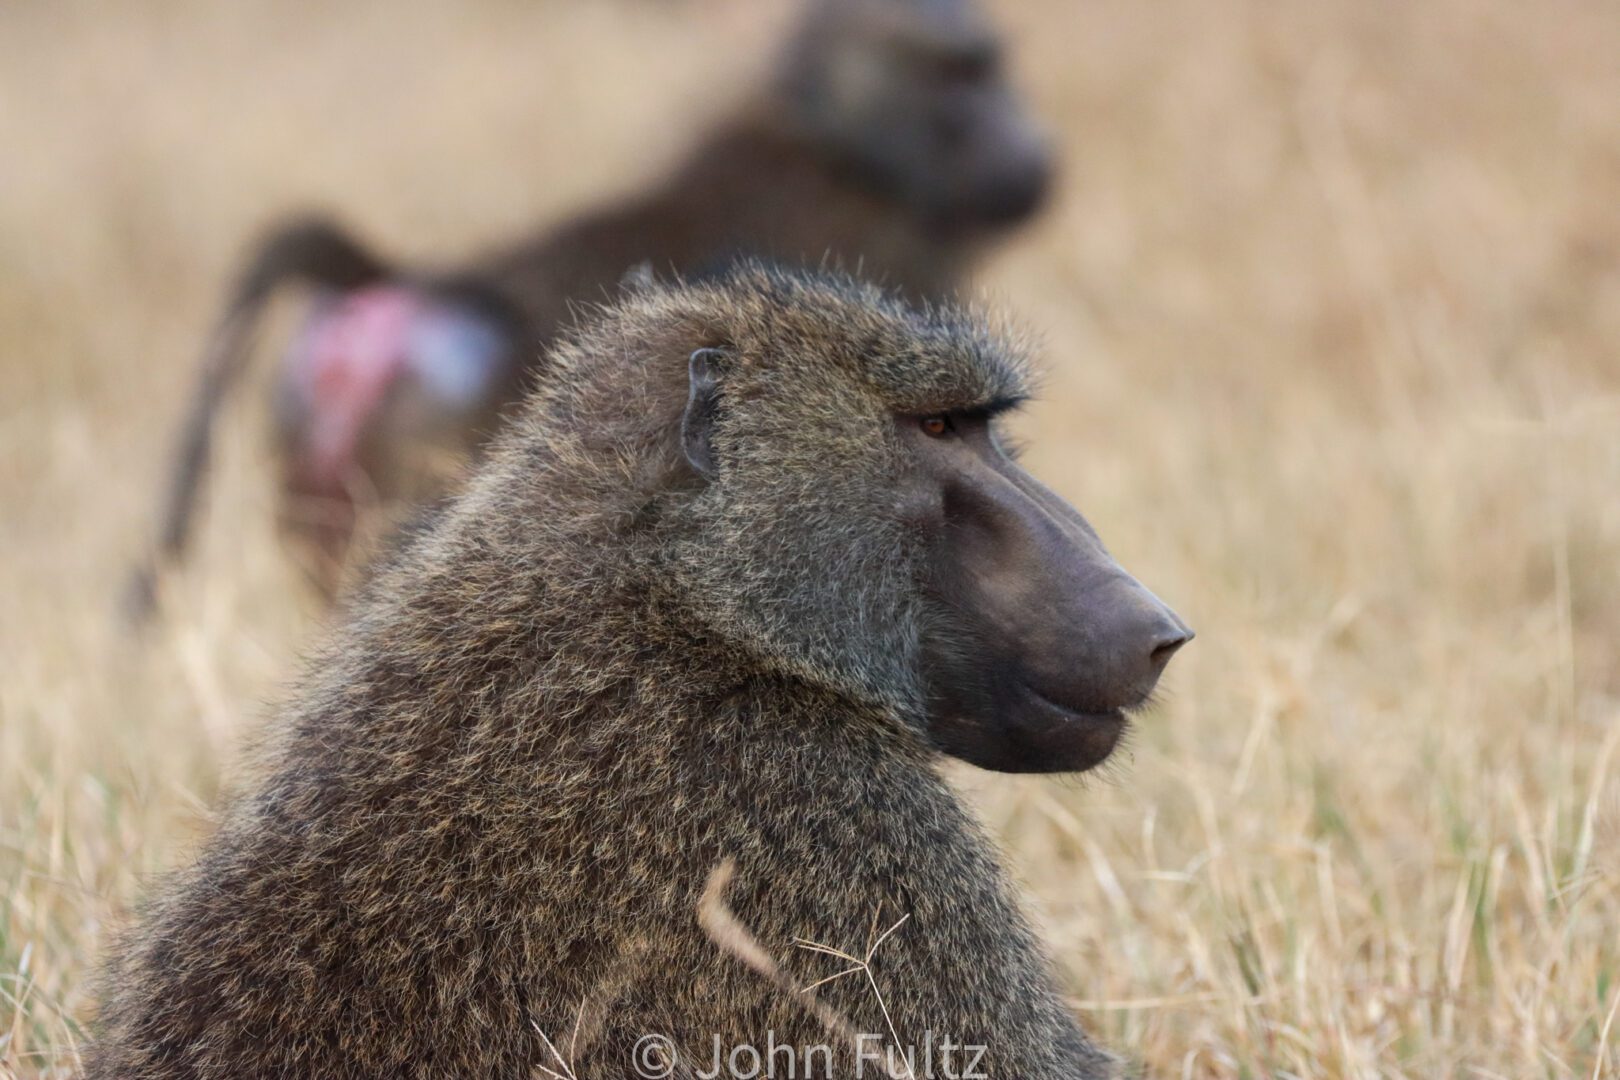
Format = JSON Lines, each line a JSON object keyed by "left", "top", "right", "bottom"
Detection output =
{"left": 2, "top": 0, "right": 1618, "bottom": 1075}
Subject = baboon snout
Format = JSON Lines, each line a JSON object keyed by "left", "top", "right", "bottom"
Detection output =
{"left": 1051, "top": 574, "right": 1194, "bottom": 711}
{"left": 970, "top": 155, "right": 1049, "bottom": 224}
{"left": 966, "top": 463, "right": 1192, "bottom": 715}
{"left": 971, "top": 116, "right": 1052, "bottom": 224}
{"left": 906, "top": 411, "right": 1192, "bottom": 774}
{"left": 953, "top": 113, "right": 1052, "bottom": 225}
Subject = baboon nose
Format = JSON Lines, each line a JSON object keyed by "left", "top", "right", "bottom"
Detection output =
{"left": 1114, "top": 603, "right": 1192, "bottom": 703}
{"left": 1147, "top": 620, "right": 1194, "bottom": 673}
{"left": 1033, "top": 587, "right": 1193, "bottom": 714}
{"left": 974, "top": 165, "right": 1049, "bottom": 224}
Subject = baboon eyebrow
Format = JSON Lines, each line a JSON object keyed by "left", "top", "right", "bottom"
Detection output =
{"left": 966, "top": 394, "right": 1027, "bottom": 418}
{"left": 915, "top": 395, "right": 1024, "bottom": 422}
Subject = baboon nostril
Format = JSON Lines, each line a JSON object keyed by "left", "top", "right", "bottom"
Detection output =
{"left": 1149, "top": 626, "right": 1193, "bottom": 668}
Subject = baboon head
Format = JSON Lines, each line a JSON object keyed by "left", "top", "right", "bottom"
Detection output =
{"left": 777, "top": 0, "right": 1052, "bottom": 232}
{"left": 564, "top": 269, "right": 1188, "bottom": 774}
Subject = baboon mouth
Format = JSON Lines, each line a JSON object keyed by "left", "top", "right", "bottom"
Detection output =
{"left": 1001, "top": 684, "right": 1128, "bottom": 773}
{"left": 1020, "top": 684, "right": 1133, "bottom": 725}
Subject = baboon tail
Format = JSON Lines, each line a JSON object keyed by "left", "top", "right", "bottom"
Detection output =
{"left": 122, "top": 215, "right": 391, "bottom": 626}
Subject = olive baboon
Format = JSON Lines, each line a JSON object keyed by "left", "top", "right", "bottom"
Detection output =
{"left": 126, "top": 0, "right": 1052, "bottom": 613}
{"left": 89, "top": 267, "right": 1190, "bottom": 1079}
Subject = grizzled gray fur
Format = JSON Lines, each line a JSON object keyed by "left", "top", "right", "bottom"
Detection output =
{"left": 89, "top": 266, "right": 1142, "bottom": 1079}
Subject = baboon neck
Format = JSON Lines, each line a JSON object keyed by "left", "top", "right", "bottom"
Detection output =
{"left": 331, "top": 558, "right": 916, "bottom": 775}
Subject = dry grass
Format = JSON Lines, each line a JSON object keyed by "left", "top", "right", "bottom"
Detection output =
{"left": 2, "top": 0, "right": 1618, "bottom": 1076}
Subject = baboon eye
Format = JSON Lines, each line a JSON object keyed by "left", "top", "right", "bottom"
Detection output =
{"left": 919, "top": 415, "right": 954, "bottom": 438}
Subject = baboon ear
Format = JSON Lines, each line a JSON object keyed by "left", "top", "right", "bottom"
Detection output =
{"left": 682, "top": 348, "right": 729, "bottom": 479}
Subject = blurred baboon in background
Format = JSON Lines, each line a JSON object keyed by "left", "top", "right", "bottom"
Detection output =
{"left": 89, "top": 266, "right": 1189, "bottom": 1079}
{"left": 125, "top": 0, "right": 1053, "bottom": 616}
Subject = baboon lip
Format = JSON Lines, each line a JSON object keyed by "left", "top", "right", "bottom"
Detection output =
{"left": 1009, "top": 683, "right": 1128, "bottom": 773}
{"left": 1019, "top": 683, "right": 1132, "bottom": 727}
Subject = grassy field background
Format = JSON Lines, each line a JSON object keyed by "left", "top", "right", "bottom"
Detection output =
{"left": 3, "top": 1, "right": 1619, "bottom": 1076}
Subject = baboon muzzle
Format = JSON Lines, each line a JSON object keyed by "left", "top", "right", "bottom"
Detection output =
{"left": 987, "top": 465, "right": 1193, "bottom": 717}
{"left": 910, "top": 414, "right": 1192, "bottom": 773}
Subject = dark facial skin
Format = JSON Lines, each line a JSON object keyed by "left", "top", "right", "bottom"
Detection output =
{"left": 680, "top": 343, "right": 1188, "bottom": 777}
{"left": 898, "top": 410, "right": 1193, "bottom": 773}
{"left": 784, "top": 0, "right": 1053, "bottom": 232}
{"left": 884, "top": 32, "right": 1052, "bottom": 227}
